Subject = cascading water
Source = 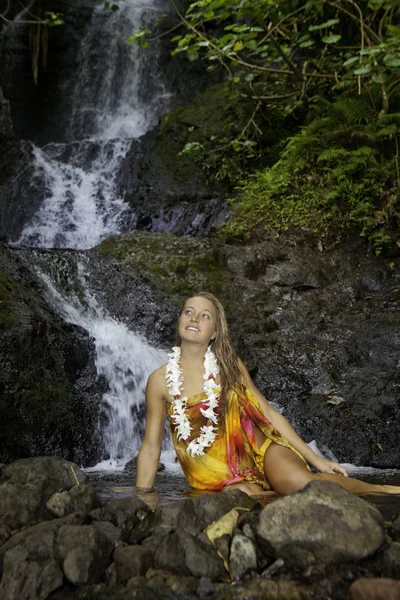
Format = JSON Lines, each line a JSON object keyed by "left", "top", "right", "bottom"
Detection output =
{"left": 12, "top": 0, "right": 175, "bottom": 468}
{"left": 17, "top": 141, "right": 132, "bottom": 250}
{"left": 37, "top": 258, "right": 168, "bottom": 467}
{"left": 17, "top": 0, "right": 171, "bottom": 251}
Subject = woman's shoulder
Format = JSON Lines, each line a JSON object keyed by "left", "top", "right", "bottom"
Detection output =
{"left": 148, "top": 363, "right": 168, "bottom": 383}
{"left": 146, "top": 363, "right": 169, "bottom": 394}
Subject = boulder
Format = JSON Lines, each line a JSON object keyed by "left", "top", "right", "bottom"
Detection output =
{"left": 0, "top": 457, "right": 87, "bottom": 530}
{"left": 91, "top": 521, "right": 123, "bottom": 548}
{"left": 349, "top": 578, "right": 400, "bottom": 600}
{"left": 0, "top": 520, "right": 11, "bottom": 546}
{"left": 56, "top": 524, "right": 114, "bottom": 585}
{"left": 213, "top": 578, "right": 310, "bottom": 600}
{"left": 229, "top": 533, "right": 258, "bottom": 581}
{"left": 90, "top": 496, "right": 150, "bottom": 542}
{"left": 112, "top": 545, "right": 154, "bottom": 582}
{"left": 256, "top": 481, "right": 385, "bottom": 568}
{"left": 380, "top": 542, "right": 400, "bottom": 579}
{"left": 390, "top": 515, "right": 400, "bottom": 541}
{"left": 46, "top": 484, "right": 101, "bottom": 518}
{"left": 0, "top": 519, "right": 86, "bottom": 600}
{"left": 154, "top": 530, "right": 225, "bottom": 581}
{"left": 0, "top": 545, "right": 63, "bottom": 600}
{"left": 130, "top": 489, "right": 255, "bottom": 544}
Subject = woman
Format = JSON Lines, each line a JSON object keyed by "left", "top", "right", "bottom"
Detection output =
{"left": 136, "top": 292, "right": 400, "bottom": 496}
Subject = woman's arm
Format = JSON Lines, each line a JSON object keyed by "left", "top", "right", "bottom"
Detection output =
{"left": 136, "top": 368, "right": 167, "bottom": 492}
{"left": 238, "top": 358, "right": 348, "bottom": 476}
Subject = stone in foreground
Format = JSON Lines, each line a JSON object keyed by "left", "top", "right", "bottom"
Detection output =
{"left": 256, "top": 480, "right": 385, "bottom": 568}
{"left": 349, "top": 577, "right": 400, "bottom": 600}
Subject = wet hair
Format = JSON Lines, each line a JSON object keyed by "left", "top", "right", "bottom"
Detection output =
{"left": 176, "top": 291, "right": 243, "bottom": 411}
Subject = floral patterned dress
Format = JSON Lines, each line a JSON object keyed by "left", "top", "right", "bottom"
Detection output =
{"left": 167, "top": 384, "right": 309, "bottom": 490}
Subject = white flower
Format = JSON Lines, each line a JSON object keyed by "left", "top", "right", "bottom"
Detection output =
{"left": 166, "top": 346, "right": 220, "bottom": 455}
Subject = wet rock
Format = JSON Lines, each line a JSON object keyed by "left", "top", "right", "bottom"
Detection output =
{"left": 0, "top": 545, "right": 63, "bottom": 600}
{"left": 193, "top": 490, "right": 256, "bottom": 531}
{"left": 145, "top": 568, "right": 199, "bottom": 598}
{"left": 256, "top": 481, "right": 385, "bottom": 568}
{"left": 179, "top": 530, "right": 226, "bottom": 581}
{"left": 153, "top": 531, "right": 189, "bottom": 574}
{"left": 214, "top": 578, "right": 309, "bottom": 600}
{"left": 130, "top": 489, "right": 255, "bottom": 543}
{"left": 0, "top": 457, "right": 87, "bottom": 530}
{"left": 0, "top": 246, "right": 104, "bottom": 465}
{"left": 0, "top": 520, "right": 11, "bottom": 546}
{"left": 91, "top": 521, "right": 123, "bottom": 548}
{"left": 46, "top": 484, "right": 101, "bottom": 518}
{"left": 0, "top": 87, "right": 13, "bottom": 139}
{"left": 0, "top": 520, "right": 73, "bottom": 600}
{"left": 112, "top": 545, "right": 154, "bottom": 582}
{"left": 349, "top": 577, "right": 400, "bottom": 600}
{"left": 197, "top": 576, "right": 215, "bottom": 597}
{"left": 95, "top": 230, "right": 400, "bottom": 468}
{"left": 154, "top": 529, "right": 226, "bottom": 581}
{"left": 390, "top": 515, "right": 400, "bottom": 541}
{"left": 90, "top": 496, "right": 150, "bottom": 542}
{"left": 380, "top": 542, "right": 400, "bottom": 579}
{"left": 56, "top": 524, "right": 114, "bottom": 585}
{"left": 229, "top": 533, "right": 257, "bottom": 581}
{"left": 0, "top": 141, "right": 42, "bottom": 242}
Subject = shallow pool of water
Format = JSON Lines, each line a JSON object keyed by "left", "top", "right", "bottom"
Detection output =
{"left": 89, "top": 469, "right": 400, "bottom": 520}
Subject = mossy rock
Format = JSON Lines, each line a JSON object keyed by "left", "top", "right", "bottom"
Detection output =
{"left": 96, "top": 230, "right": 235, "bottom": 307}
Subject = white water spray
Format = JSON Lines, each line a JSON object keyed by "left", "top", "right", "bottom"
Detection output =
{"left": 17, "top": 0, "right": 171, "bottom": 251}
{"left": 38, "top": 262, "right": 168, "bottom": 464}
{"left": 17, "top": 141, "right": 131, "bottom": 250}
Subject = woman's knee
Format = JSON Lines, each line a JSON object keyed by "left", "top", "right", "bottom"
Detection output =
{"left": 270, "top": 472, "right": 315, "bottom": 495}
{"left": 263, "top": 443, "right": 317, "bottom": 495}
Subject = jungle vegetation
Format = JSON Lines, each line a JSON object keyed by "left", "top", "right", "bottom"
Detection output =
{"left": 130, "top": 0, "right": 400, "bottom": 253}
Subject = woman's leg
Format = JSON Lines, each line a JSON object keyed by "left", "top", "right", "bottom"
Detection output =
{"left": 264, "top": 442, "right": 400, "bottom": 495}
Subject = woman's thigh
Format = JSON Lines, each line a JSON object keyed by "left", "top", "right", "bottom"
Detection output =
{"left": 263, "top": 442, "right": 314, "bottom": 494}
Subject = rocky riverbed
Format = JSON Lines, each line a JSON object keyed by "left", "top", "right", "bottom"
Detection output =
{"left": 0, "top": 457, "right": 399, "bottom": 600}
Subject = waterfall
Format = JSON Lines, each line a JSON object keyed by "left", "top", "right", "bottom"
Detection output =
{"left": 17, "top": 141, "right": 132, "bottom": 250}
{"left": 37, "top": 259, "right": 168, "bottom": 467}
{"left": 16, "top": 0, "right": 171, "bottom": 251}
{"left": 12, "top": 0, "right": 175, "bottom": 468}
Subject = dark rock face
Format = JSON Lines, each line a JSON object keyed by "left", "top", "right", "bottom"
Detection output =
{"left": 0, "top": 245, "right": 105, "bottom": 464}
{"left": 95, "top": 230, "right": 400, "bottom": 468}
{"left": 0, "top": 2, "right": 96, "bottom": 144}
{"left": 0, "top": 140, "right": 44, "bottom": 242}
{"left": 0, "top": 457, "right": 87, "bottom": 530}
{"left": 0, "top": 87, "right": 13, "bottom": 139}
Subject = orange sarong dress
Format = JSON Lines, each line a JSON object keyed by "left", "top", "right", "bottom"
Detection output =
{"left": 167, "top": 384, "right": 309, "bottom": 491}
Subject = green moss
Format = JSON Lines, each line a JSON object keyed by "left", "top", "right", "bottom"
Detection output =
{"left": 157, "top": 83, "right": 274, "bottom": 189}
{"left": 219, "top": 97, "right": 400, "bottom": 254}
{"left": 96, "top": 231, "right": 234, "bottom": 305}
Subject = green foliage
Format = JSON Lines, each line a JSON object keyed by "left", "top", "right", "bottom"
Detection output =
{"left": 124, "top": 0, "right": 400, "bottom": 251}
{"left": 220, "top": 92, "right": 400, "bottom": 254}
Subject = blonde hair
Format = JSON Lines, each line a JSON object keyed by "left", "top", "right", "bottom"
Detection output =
{"left": 176, "top": 291, "right": 243, "bottom": 410}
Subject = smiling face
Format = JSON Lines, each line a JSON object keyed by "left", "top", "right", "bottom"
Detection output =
{"left": 178, "top": 296, "right": 217, "bottom": 346}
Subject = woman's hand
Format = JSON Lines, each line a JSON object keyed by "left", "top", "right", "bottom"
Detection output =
{"left": 312, "top": 456, "right": 349, "bottom": 477}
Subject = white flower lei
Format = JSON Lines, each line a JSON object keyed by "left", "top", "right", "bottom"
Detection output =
{"left": 166, "top": 346, "right": 220, "bottom": 457}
